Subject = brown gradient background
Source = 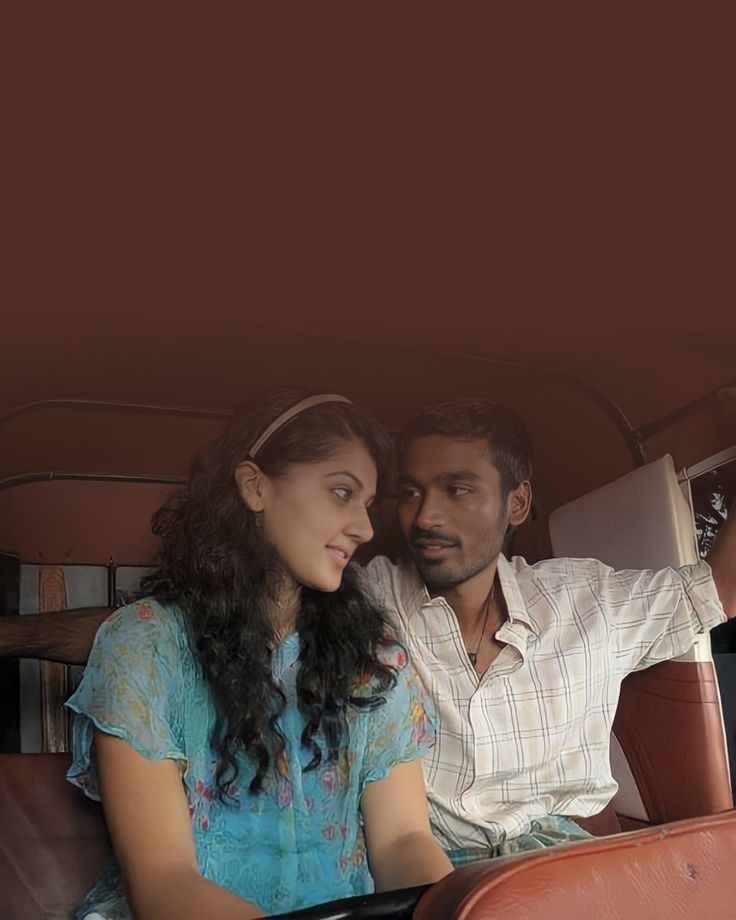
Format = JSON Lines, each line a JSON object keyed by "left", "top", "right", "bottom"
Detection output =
{"left": 1, "top": 6, "right": 734, "bottom": 563}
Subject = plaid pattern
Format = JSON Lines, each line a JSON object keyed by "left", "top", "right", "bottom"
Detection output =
{"left": 448, "top": 816, "right": 593, "bottom": 866}
{"left": 364, "top": 554, "right": 725, "bottom": 850}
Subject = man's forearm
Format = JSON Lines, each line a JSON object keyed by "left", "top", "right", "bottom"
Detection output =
{"left": 707, "top": 501, "right": 736, "bottom": 619}
{"left": 0, "top": 607, "right": 111, "bottom": 663}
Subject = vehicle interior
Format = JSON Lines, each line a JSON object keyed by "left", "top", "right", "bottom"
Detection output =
{"left": 0, "top": 311, "right": 734, "bottom": 919}
{"left": 3, "top": 6, "right": 736, "bottom": 916}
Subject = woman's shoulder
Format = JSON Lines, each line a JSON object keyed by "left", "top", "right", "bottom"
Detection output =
{"left": 352, "top": 639, "right": 436, "bottom": 778}
{"left": 375, "top": 639, "right": 434, "bottom": 720}
{"left": 374, "top": 638, "right": 409, "bottom": 673}
{"left": 94, "top": 597, "right": 191, "bottom": 660}
{"left": 351, "top": 638, "right": 412, "bottom": 702}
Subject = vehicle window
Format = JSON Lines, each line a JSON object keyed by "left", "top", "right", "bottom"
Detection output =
{"left": 688, "top": 453, "right": 735, "bottom": 653}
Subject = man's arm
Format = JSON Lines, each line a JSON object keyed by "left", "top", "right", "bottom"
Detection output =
{"left": 0, "top": 607, "right": 111, "bottom": 664}
{"left": 706, "top": 501, "right": 735, "bottom": 619}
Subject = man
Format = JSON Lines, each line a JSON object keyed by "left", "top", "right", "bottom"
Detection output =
{"left": 363, "top": 398, "right": 733, "bottom": 864}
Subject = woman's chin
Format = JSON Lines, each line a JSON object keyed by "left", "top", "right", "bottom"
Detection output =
{"left": 301, "top": 571, "right": 343, "bottom": 593}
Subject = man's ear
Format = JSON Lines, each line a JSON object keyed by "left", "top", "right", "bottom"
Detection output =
{"left": 507, "top": 481, "right": 532, "bottom": 527}
{"left": 235, "top": 460, "right": 268, "bottom": 512}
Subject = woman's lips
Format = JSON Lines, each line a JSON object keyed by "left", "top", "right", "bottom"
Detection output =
{"left": 326, "top": 546, "right": 350, "bottom": 567}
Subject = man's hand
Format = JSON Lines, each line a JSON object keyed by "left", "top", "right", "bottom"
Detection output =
{"left": 707, "top": 499, "right": 736, "bottom": 620}
{"left": 0, "top": 607, "right": 111, "bottom": 663}
{"left": 703, "top": 388, "right": 736, "bottom": 618}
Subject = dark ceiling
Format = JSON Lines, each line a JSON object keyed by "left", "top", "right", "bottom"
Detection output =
{"left": 3, "top": 7, "right": 734, "bottom": 436}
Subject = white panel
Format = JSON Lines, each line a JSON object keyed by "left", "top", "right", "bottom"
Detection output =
{"left": 549, "top": 454, "right": 710, "bottom": 666}
{"left": 549, "top": 454, "right": 698, "bottom": 571}
{"left": 610, "top": 733, "right": 649, "bottom": 821}
{"left": 674, "top": 632, "right": 713, "bottom": 663}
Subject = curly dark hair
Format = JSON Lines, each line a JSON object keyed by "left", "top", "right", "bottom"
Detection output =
{"left": 142, "top": 387, "right": 399, "bottom": 800}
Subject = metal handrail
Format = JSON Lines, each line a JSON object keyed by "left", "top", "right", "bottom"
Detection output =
{"left": 0, "top": 471, "right": 185, "bottom": 494}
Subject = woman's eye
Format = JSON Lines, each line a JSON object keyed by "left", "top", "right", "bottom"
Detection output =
{"left": 332, "top": 488, "right": 352, "bottom": 503}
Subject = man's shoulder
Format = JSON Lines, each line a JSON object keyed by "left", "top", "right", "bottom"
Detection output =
{"left": 358, "top": 555, "right": 423, "bottom": 620}
{"left": 362, "top": 554, "right": 400, "bottom": 578}
{"left": 509, "top": 554, "right": 614, "bottom": 587}
{"left": 360, "top": 554, "right": 404, "bottom": 599}
{"left": 503, "top": 556, "right": 620, "bottom": 639}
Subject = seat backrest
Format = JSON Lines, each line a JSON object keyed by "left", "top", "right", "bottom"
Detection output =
{"left": 613, "top": 659, "right": 732, "bottom": 825}
{"left": 0, "top": 752, "right": 112, "bottom": 919}
{"left": 414, "top": 810, "right": 736, "bottom": 919}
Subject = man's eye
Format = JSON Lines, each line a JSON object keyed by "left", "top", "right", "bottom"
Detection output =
{"left": 398, "top": 487, "right": 421, "bottom": 501}
{"left": 448, "top": 486, "right": 471, "bottom": 497}
{"left": 332, "top": 488, "right": 352, "bottom": 503}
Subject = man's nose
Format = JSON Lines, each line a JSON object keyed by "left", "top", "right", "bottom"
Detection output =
{"left": 414, "top": 492, "right": 445, "bottom": 530}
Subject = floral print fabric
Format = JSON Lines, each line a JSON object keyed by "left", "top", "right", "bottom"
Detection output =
{"left": 65, "top": 599, "right": 435, "bottom": 918}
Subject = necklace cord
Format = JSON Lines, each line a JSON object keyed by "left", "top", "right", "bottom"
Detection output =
{"left": 467, "top": 581, "right": 495, "bottom": 667}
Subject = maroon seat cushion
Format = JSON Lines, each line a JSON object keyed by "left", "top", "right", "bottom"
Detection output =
{"left": 0, "top": 752, "right": 113, "bottom": 920}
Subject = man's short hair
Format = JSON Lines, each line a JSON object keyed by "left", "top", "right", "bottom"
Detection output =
{"left": 397, "top": 398, "right": 534, "bottom": 496}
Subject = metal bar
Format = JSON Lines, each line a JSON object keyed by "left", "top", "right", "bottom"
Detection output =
{"left": 679, "top": 446, "right": 736, "bottom": 483}
{"left": 635, "top": 381, "right": 736, "bottom": 443}
{"left": 0, "top": 399, "right": 228, "bottom": 428}
{"left": 107, "top": 558, "right": 116, "bottom": 608}
{"left": 0, "top": 471, "right": 185, "bottom": 495}
{"left": 246, "top": 320, "right": 648, "bottom": 465}
{"left": 0, "top": 330, "right": 649, "bottom": 465}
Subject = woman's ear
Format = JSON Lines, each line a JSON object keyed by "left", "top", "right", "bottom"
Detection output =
{"left": 235, "top": 460, "right": 267, "bottom": 512}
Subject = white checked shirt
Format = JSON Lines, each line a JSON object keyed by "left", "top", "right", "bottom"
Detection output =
{"left": 363, "top": 554, "right": 726, "bottom": 849}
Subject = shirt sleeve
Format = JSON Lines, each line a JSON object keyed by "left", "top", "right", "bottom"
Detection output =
{"left": 65, "top": 599, "right": 188, "bottom": 800}
{"left": 359, "top": 645, "right": 437, "bottom": 787}
{"left": 357, "top": 556, "right": 394, "bottom": 607}
{"left": 598, "top": 559, "right": 726, "bottom": 673}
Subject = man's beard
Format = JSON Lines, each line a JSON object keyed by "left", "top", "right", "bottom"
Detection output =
{"left": 409, "top": 516, "right": 508, "bottom": 594}
{"left": 419, "top": 554, "right": 491, "bottom": 593}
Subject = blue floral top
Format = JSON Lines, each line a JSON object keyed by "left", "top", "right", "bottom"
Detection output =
{"left": 65, "top": 599, "right": 436, "bottom": 918}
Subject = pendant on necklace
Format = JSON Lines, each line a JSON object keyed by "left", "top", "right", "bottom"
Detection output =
{"left": 467, "top": 652, "right": 477, "bottom": 666}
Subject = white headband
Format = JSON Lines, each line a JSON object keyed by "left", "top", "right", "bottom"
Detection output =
{"left": 248, "top": 394, "right": 353, "bottom": 458}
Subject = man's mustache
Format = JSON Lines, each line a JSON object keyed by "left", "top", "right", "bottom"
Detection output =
{"left": 409, "top": 527, "right": 461, "bottom": 548}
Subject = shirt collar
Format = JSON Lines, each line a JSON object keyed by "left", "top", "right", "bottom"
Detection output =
{"left": 496, "top": 554, "right": 536, "bottom": 635}
{"left": 399, "top": 552, "right": 537, "bottom": 639}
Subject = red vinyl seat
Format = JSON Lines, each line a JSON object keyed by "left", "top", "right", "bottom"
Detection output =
{"left": 414, "top": 809, "right": 736, "bottom": 920}
{"left": 2, "top": 750, "right": 732, "bottom": 920}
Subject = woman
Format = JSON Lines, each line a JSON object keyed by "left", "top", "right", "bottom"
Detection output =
{"left": 65, "top": 388, "right": 452, "bottom": 919}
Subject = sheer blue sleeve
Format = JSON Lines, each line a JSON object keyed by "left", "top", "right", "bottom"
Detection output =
{"left": 360, "top": 645, "right": 437, "bottom": 787}
{"left": 65, "top": 599, "right": 189, "bottom": 800}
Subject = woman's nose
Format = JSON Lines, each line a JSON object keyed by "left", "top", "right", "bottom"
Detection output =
{"left": 348, "top": 504, "right": 374, "bottom": 545}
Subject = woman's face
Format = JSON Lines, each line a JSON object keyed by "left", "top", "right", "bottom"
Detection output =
{"left": 256, "top": 439, "right": 378, "bottom": 592}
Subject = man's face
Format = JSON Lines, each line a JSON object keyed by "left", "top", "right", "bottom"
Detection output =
{"left": 396, "top": 435, "right": 518, "bottom": 593}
